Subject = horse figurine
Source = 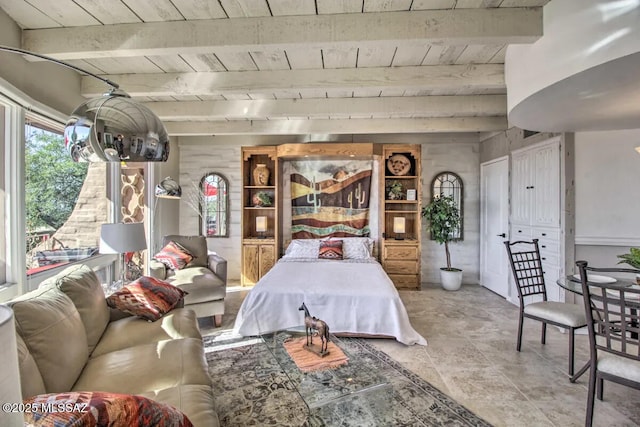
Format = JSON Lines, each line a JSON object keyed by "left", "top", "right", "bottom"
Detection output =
{"left": 298, "top": 302, "right": 330, "bottom": 355}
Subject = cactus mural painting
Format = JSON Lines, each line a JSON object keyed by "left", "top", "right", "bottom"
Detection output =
{"left": 290, "top": 160, "right": 372, "bottom": 239}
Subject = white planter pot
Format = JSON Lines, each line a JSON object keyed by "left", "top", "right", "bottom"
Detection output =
{"left": 440, "top": 268, "right": 463, "bottom": 291}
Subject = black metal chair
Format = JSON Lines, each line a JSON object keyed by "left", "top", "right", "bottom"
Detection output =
{"left": 575, "top": 260, "right": 640, "bottom": 427}
{"left": 504, "top": 239, "right": 587, "bottom": 376}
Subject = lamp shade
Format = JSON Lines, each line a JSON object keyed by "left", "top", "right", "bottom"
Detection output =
{"left": 393, "top": 217, "right": 406, "bottom": 234}
{"left": 64, "top": 91, "right": 170, "bottom": 163}
{"left": 256, "top": 216, "right": 268, "bottom": 233}
{"left": 0, "top": 305, "right": 24, "bottom": 426}
{"left": 99, "top": 222, "right": 147, "bottom": 254}
{"left": 155, "top": 177, "right": 182, "bottom": 199}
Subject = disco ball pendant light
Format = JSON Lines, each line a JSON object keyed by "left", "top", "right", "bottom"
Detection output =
{"left": 0, "top": 45, "right": 170, "bottom": 163}
{"left": 65, "top": 89, "right": 170, "bottom": 162}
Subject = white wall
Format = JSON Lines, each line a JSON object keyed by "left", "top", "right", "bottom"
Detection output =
{"left": 421, "top": 142, "right": 480, "bottom": 285}
{"left": 575, "top": 128, "right": 640, "bottom": 246}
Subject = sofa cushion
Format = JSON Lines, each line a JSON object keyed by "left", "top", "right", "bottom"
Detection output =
{"left": 15, "top": 334, "right": 46, "bottom": 399}
{"left": 8, "top": 287, "right": 88, "bottom": 393}
{"left": 168, "top": 267, "right": 226, "bottom": 304}
{"left": 72, "top": 338, "right": 211, "bottom": 395}
{"left": 139, "top": 385, "right": 219, "bottom": 427}
{"left": 40, "top": 264, "right": 110, "bottom": 354}
{"left": 154, "top": 240, "right": 195, "bottom": 270}
{"left": 163, "top": 235, "right": 208, "bottom": 268}
{"left": 91, "top": 308, "right": 202, "bottom": 358}
{"left": 23, "top": 391, "right": 193, "bottom": 427}
{"left": 106, "top": 276, "right": 187, "bottom": 321}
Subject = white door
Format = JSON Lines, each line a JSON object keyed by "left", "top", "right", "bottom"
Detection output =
{"left": 480, "top": 156, "right": 510, "bottom": 298}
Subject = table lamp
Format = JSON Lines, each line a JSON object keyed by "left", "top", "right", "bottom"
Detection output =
{"left": 99, "top": 222, "right": 147, "bottom": 286}
{"left": 393, "top": 217, "right": 406, "bottom": 240}
{"left": 256, "top": 216, "right": 268, "bottom": 239}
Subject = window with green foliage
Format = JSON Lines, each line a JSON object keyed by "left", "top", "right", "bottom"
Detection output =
{"left": 25, "top": 120, "right": 104, "bottom": 277}
{"left": 1, "top": 94, "right": 116, "bottom": 300}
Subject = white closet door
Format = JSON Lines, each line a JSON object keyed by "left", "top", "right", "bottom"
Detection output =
{"left": 532, "top": 141, "right": 560, "bottom": 227}
{"left": 510, "top": 150, "right": 532, "bottom": 226}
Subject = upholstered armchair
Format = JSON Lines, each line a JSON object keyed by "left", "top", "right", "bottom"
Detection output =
{"left": 149, "top": 235, "right": 227, "bottom": 327}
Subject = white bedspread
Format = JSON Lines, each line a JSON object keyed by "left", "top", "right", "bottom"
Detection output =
{"left": 233, "top": 258, "right": 427, "bottom": 345}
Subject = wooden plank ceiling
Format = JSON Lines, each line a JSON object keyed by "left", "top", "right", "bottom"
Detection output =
{"left": 0, "top": 0, "right": 550, "bottom": 136}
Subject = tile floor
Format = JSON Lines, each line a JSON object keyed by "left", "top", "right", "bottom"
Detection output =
{"left": 200, "top": 282, "right": 640, "bottom": 427}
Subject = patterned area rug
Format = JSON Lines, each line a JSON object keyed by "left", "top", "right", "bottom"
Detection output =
{"left": 204, "top": 334, "right": 492, "bottom": 427}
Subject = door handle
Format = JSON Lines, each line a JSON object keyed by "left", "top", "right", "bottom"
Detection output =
{"left": 497, "top": 233, "right": 506, "bottom": 238}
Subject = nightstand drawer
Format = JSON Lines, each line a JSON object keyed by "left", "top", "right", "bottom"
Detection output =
{"left": 388, "top": 274, "right": 419, "bottom": 289}
{"left": 384, "top": 260, "right": 418, "bottom": 275}
{"left": 384, "top": 245, "right": 418, "bottom": 260}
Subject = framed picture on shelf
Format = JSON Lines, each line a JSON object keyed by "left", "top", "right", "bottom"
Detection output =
{"left": 406, "top": 189, "right": 417, "bottom": 201}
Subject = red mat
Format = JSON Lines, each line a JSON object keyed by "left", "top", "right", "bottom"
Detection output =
{"left": 283, "top": 336, "right": 349, "bottom": 372}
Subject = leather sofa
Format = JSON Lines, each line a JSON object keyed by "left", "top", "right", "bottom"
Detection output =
{"left": 149, "top": 235, "right": 227, "bottom": 327}
{"left": 7, "top": 264, "right": 219, "bottom": 426}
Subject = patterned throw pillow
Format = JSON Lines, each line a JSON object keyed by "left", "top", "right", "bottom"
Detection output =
{"left": 106, "top": 276, "right": 186, "bottom": 321}
{"left": 23, "top": 391, "right": 193, "bottom": 427}
{"left": 318, "top": 240, "right": 343, "bottom": 260}
{"left": 153, "top": 241, "right": 194, "bottom": 270}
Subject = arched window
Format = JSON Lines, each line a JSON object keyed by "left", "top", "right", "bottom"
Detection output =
{"left": 431, "top": 172, "right": 463, "bottom": 240}
{"left": 199, "top": 173, "right": 229, "bottom": 238}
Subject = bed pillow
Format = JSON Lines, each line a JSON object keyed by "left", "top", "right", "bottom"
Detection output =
{"left": 283, "top": 239, "right": 322, "bottom": 259}
{"left": 318, "top": 240, "right": 344, "bottom": 260}
{"left": 334, "top": 237, "right": 374, "bottom": 259}
{"left": 153, "top": 241, "right": 194, "bottom": 270}
{"left": 23, "top": 391, "right": 193, "bottom": 427}
{"left": 106, "top": 276, "right": 186, "bottom": 321}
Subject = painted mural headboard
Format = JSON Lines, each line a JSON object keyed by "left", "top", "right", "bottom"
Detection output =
{"left": 289, "top": 159, "right": 373, "bottom": 239}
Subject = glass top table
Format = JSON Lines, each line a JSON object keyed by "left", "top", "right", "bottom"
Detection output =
{"left": 556, "top": 274, "right": 640, "bottom": 383}
{"left": 557, "top": 274, "right": 639, "bottom": 295}
{"left": 260, "top": 327, "right": 392, "bottom": 426}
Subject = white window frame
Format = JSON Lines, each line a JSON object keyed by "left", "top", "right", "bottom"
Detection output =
{"left": 1, "top": 79, "right": 121, "bottom": 299}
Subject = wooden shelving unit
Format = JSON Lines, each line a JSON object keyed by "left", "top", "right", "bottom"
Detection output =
{"left": 380, "top": 144, "right": 422, "bottom": 290}
{"left": 241, "top": 146, "right": 278, "bottom": 286}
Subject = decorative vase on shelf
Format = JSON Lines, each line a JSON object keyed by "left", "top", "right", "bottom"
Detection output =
{"left": 253, "top": 164, "right": 270, "bottom": 186}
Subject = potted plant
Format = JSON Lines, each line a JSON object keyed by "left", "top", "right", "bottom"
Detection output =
{"left": 386, "top": 180, "right": 404, "bottom": 200}
{"left": 617, "top": 247, "right": 640, "bottom": 284}
{"left": 421, "top": 194, "right": 462, "bottom": 291}
{"left": 252, "top": 191, "right": 273, "bottom": 207}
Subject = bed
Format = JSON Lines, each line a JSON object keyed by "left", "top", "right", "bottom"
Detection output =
{"left": 233, "top": 238, "right": 427, "bottom": 346}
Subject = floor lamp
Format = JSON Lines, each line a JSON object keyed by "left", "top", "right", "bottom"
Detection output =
{"left": 99, "top": 223, "right": 147, "bottom": 288}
